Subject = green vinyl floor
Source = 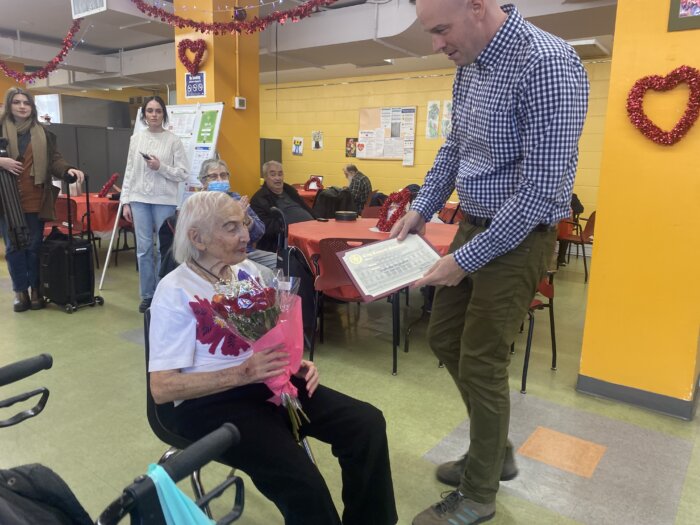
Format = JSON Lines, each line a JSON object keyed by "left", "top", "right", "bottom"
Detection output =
{"left": 0, "top": 247, "right": 698, "bottom": 525}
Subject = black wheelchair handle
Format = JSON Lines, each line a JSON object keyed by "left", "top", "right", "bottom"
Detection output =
{"left": 163, "top": 423, "right": 240, "bottom": 483}
{"left": 0, "top": 354, "right": 53, "bottom": 388}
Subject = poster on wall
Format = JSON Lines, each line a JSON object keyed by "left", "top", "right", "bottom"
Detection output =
{"left": 312, "top": 131, "right": 324, "bottom": 150}
{"left": 185, "top": 72, "right": 206, "bottom": 99}
{"left": 292, "top": 137, "right": 304, "bottom": 155}
{"left": 357, "top": 106, "right": 416, "bottom": 161}
{"left": 441, "top": 100, "right": 453, "bottom": 138}
{"left": 668, "top": 0, "right": 700, "bottom": 31}
{"left": 346, "top": 137, "right": 357, "bottom": 157}
{"left": 426, "top": 100, "right": 440, "bottom": 139}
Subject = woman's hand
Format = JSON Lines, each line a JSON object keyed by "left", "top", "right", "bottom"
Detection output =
{"left": 66, "top": 168, "right": 85, "bottom": 185}
{"left": 238, "top": 195, "right": 250, "bottom": 211}
{"left": 295, "top": 360, "right": 320, "bottom": 397}
{"left": 240, "top": 345, "right": 289, "bottom": 385}
{"left": 0, "top": 157, "right": 23, "bottom": 176}
{"left": 122, "top": 203, "right": 132, "bottom": 222}
{"left": 145, "top": 154, "right": 161, "bottom": 171}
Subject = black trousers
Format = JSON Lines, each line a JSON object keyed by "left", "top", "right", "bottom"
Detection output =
{"left": 174, "top": 377, "right": 397, "bottom": 525}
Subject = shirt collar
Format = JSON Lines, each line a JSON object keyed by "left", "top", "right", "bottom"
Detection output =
{"left": 474, "top": 4, "right": 522, "bottom": 71}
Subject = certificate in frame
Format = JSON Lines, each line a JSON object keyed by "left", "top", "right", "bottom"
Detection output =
{"left": 338, "top": 234, "right": 440, "bottom": 302}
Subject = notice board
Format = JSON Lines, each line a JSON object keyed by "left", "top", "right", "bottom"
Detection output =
{"left": 357, "top": 106, "right": 416, "bottom": 166}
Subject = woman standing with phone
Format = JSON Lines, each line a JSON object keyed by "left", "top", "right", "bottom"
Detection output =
{"left": 121, "top": 95, "right": 188, "bottom": 313}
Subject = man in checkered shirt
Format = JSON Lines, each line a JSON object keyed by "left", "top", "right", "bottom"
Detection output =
{"left": 394, "top": 1, "right": 589, "bottom": 524}
{"left": 343, "top": 164, "right": 373, "bottom": 213}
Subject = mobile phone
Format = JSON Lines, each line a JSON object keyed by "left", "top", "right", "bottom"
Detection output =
{"left": 140, "top": 152, "right": 152, "bottom": 160}
{"left": 316, "top": 218, "right": 329, "bottom": 222}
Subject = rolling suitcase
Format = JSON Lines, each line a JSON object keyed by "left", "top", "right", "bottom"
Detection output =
{"left": 39, "top": 176, "right": 104, "bottom": 313}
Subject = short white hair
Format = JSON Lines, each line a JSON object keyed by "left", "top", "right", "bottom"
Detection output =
{"left": 262, "top": 160, "right": 282, "bottom": 178}
{"left": 173, "top": 191, "right": 241, "bottom": 263}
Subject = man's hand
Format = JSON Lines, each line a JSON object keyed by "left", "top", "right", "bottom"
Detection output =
{"left": 122, "top": 203, "right": 132, "bottom": 222}
{"left": 295, "top": 359, "right": 319, "bottom": 397}
{"left": 389, "top": 210, "right": 426, "bottom": 240}
{"left": 415, "top": 254, "right": 467, "bottom": 287}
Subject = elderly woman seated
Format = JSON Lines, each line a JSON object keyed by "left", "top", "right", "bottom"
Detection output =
{"left": 148, "top": 191, "right": 397, "bottom": 525}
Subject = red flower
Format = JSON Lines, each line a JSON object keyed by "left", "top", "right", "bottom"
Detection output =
{"left": 189, "top": 296, "right": 248, "bottom": 356}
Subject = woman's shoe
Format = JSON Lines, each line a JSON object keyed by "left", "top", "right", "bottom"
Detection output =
{"left": 13, "top": 291, "right": 30, "bottom": 312}
{"left": 30, "top": 289, "right": 46, "bottom": 310}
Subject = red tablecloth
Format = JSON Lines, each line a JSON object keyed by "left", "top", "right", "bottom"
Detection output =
{"left": 288, "top": 218, "right": 457, "bottom": 300}
{"left": 297, "top": 189, "right": 318, "bottom": 208}
{"left": 289, "top": 218, "right": 457, "bottom": 264}
{"left": 56, "top": 193, "right": 119, "bottom": 232}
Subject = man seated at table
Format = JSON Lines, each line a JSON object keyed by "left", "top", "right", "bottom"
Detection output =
{"left": 343, "top": 164, "right": 372, "bottom": 214}
{"left": 251, "top": 161, "right": 316, "bottom": 253}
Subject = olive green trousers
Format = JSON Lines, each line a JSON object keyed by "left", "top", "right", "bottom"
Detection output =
{"left": 428, "top": 221, "right": 556, "bottom": 503}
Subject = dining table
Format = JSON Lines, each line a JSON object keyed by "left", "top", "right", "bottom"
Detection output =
{"left": 288, "top": 217, "right": 458, "bottom": 268}
{"left": 296, "top": 188, "right": 318, "bottom": 208}
{"left": 55, "top": 193, "right": 120, "bottom": 233}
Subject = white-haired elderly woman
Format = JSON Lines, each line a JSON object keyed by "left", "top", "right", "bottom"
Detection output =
{"left": 148, "top": 191, "right": 397, "bottom": 525}
{"left": 197, "top": 158, "right": 276, "bottom": 269}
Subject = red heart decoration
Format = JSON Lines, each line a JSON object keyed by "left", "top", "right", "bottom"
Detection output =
{"left": 626, "top": 65, "right": 700, "bottom": 146}
{"left": 178, "top": 39, "right": 207, "bottom": 76}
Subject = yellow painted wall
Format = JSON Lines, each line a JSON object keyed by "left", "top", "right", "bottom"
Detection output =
{"left": 0, "top": 62, "right": 23, "bottom": 109}
{"left": 580, "top": 0, "right": 700, "bottom": 400}
{"left": 175, "top": 1, "right": 260, "bottom": 197}
{"left": 260, "top": 61, "right": 609, "bottom": 210}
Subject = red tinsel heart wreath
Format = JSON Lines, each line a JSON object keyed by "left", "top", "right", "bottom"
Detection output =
{"left": 178, "top": 39, "right": 207, "bottom": 76}
{"left": 626, "top": 65, "right": 700, "bottom": 146}
{"left": 376, "top": 188, "right": 411, "bottom": 233}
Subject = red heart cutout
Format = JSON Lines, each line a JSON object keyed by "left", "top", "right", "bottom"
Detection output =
{"left": 626, "top": 65, "right": 700, "bottom": 146}
{"left": 178, "top": 39, "right": 207, "bottom": 76}
{"left": 357, "top": 143, "right": 365, "bottom": 151}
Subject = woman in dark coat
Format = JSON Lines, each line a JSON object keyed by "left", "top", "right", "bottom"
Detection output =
{"left": 0, "top": 87, "right": 84, "bottom": 312}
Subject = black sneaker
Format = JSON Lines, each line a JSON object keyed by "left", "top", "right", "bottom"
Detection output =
{"left": 436, "top": 448, "right": 518, "bottom": 487}
{"left": 139, "top": 298, "right": 152, "bottom": 313}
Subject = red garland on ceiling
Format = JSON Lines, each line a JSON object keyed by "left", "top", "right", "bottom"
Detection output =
{"left": 129, "top": 0, "right": 340, "bottom": 34}
{"left": 376, "top": 188, "right": 411, "bottom": 233}
{"left": 626, "top": 65, "right": 700, "bottom": 146}
{"left": 0, "top": 19, "right": 82, "bottom": 85}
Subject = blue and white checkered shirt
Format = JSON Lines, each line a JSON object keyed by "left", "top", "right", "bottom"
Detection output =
{"left": 412, "top": 5, "right": 589, "bottom": 273}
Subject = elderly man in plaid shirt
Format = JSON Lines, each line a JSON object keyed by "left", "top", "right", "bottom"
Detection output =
{"left": 343, "top": 164, "right": 372, "bottom": 213}
{"left": 394, "top": 1, "right": 589, "bottom": 523}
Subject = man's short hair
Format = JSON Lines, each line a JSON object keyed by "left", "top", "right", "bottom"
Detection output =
{"left": 262, "top": 160, "right": 282, "bottom": 178}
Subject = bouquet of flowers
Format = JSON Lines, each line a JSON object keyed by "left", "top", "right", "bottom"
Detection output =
{"left": 208, "top": 268, "right": 309, "bottom": 439}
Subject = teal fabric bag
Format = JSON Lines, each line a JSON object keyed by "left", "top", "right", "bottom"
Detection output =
{"left": 147, "top": 464, "right": 214, "bottom": 525}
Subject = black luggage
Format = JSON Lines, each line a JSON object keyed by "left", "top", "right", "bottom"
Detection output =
{"left": 39, "top": 176, "right": 104, "bottom": 313}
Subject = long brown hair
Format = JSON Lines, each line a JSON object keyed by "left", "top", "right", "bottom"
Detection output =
{"left": 0, "top": 87, "right": 39, "bottom": 125}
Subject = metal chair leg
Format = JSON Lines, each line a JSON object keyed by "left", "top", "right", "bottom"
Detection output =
{"left": 520, "top": 312, "right": 535, "bottom": 394}
{"left": 582, "top": 243, "right": 589, "bottom": 282}
{"left": 549, "top": 299, "right": 557, "bottom": 370}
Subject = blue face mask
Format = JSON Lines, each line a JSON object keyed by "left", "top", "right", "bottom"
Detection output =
{"left": 207, "top": 180, "right": 230, "bottom": 193}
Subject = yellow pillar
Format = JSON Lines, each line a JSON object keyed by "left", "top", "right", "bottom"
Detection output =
{"left": 174, "top": 1, "right": 260, "bottom": 197}
{"left": 0, "top": 62, "right": 24, "bottom": 103}
{"left": 577, "top": 0, "right": 700, "bottom": 419}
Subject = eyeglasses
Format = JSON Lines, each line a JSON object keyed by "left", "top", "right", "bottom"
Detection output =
{"left": 202, "top": 172, "right": 229, "bottom": 183}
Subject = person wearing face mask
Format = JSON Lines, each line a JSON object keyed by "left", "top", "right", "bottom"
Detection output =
{"left": 121, "top": 95, "right": 189, "bottom": 313}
